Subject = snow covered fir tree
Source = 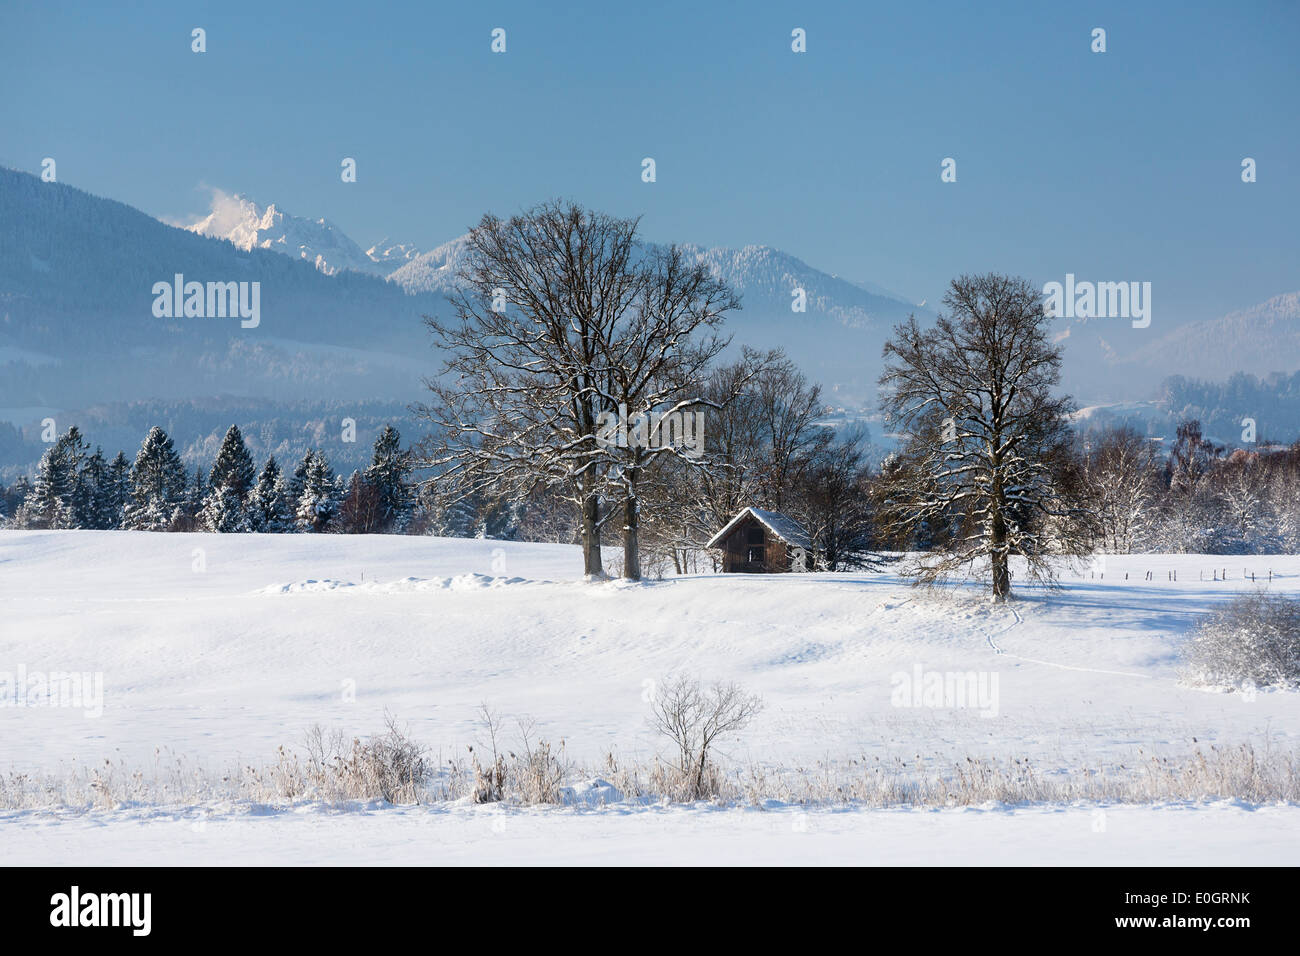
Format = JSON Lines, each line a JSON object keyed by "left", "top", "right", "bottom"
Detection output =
{"left": 200, "top": 425, "right": 256, "bottom": 533}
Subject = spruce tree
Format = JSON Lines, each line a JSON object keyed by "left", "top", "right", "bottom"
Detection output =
{"left": 124, "top": 426, "right": 188, "bottom": 531}
{"left": 201, "top": 426, "right": 256, "bottom": 532}
{"left": 269, "top": 473, "right": 292, "bottom": 531}
{"left": 30, "top": 426, "right": 88, "bottom": 529}
{"left": 6, "top": 476, "right": 35, "bottom": 528}
{"left": 363, "top": 425, "right": 413, "bottom": 532}
{"left": 106, "top": 452, "right": 131, "bottom": 529}
{"left": 181, "top": 467, "right": 207, "bottom": 529}
{"left": 78, "top": 447, "right": 119, "bottom": 530}
{"left": 249, "top": 456, "right": 292, "bottom": 532}
{"left": 295, "top": 450, "right": 338, "bottom": 532}
{"left": 207, "top": 425, "right": 256, "bottom": 496}
{"left": 287, "top": 451, "right": 310, "bottom": 506}
{"left": 201, "top": 485, "right": 252, "bottom": 533}
{"left": 72, "top": 446, "right": 103, "bottom": 528}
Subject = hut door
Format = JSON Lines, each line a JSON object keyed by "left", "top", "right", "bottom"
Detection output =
{"left": 746, "top": 525, "right": 765, "bottom": 570}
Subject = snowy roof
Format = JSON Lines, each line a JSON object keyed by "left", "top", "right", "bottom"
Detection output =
{"left": 706, "top": 507, "right": 813, "bottom": 550}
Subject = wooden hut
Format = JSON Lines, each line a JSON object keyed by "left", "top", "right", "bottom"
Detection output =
{"left": 706, "top": 507, "right": 814, "bottom": 573}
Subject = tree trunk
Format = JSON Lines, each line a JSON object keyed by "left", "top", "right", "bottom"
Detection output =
{"left": 991, "top": 511, "right": 1010, "bottom": 601}
{"left": 622, "top": 467, "right": 641, "bottom": 581}
{"left": 691, "top": 754, "right": 707, "bottom": 801}
{"left": 581, "top": 473, "right": 604, "bottom": 578}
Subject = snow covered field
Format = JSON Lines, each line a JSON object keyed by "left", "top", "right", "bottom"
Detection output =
{"left": 2, "top": 530, "right": 1299, "bottom": 865}
{"left": 8, "top": 802, "right": 1296, "bottom": 866}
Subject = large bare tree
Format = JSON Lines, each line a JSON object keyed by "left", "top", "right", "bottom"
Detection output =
{"left": 594, "top": 244, "right": 739, "bottom": 580}
{"left": 878, "top": 273, "right": 1090, "bottom": 600}
{"left": 416, "top": 201, "right": 740, "bottom": 580}
{"left": 416, "top": 201, "right": 644, "bottom": 577}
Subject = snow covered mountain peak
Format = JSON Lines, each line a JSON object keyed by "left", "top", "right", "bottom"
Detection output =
{"left": 385, "top": 235, "right": 474, "bottom": 294}
{"left": 184, "top": 190, "right": 419, "bottom": 277}
{"left": 365, "top": 238, "right": 423, "bottom": 268}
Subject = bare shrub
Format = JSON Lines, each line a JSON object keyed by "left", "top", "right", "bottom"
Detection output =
{"left": 275, "top": 716, "right": 429, "bottom": 804}
{"left": 1182, "top": 591, "right": 1300, "bottom": 689}
{"left": 600, "top": 751, "right": 645, "bottom": 801}
{"left": 509, "top": 718, "right": 569, "bottom": 805}
{"left": 648, "top": 675, "right": 762, "bottom": 801}
{"left": 470, "top": 752, "right": 506, "bottom": 803}
{"left": 336, "top": 718, "right": 429, "bottom": 804}
{"left": 470, "top": 705, "right": 507, "bottom": 803}
{"left": 464, "top": 710, "right": 570, "bottom": 804}
{"left": 639, "top": 546, "right": 672, "bottom": 581}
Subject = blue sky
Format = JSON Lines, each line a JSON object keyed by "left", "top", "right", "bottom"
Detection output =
{"left": 2, "top": 0, "right": 1296, "bottom": 322}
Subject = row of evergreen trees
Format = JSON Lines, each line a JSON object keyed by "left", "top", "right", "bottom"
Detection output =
{"left": 1, "top": 423, "right": 414, "bottom": 534}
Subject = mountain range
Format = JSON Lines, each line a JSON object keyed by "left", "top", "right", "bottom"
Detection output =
{"left": 1, "top": 166, "right": 1297, "bottom": 476}
{"left": 179, "top": 191, "right": 1300, "bottom": 402}
{"left": 182, "top": 191, "right": 936, "bottom": 402}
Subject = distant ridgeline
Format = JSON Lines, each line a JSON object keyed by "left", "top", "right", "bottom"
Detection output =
{"left": 1155, "top": 373, "right": 1300, "bottom": 447}
{"left": 0, "top": 167, "right": 445, "bottom": 410}
{"left": 1074, "top": 373, "right": 1300, "bottom": 448}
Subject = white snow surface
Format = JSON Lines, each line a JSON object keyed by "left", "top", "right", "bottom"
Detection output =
{"left": 5, "top": 802, "right": 1294, "bottom": 866}
{"left": 2, "top": 531, "right": 1299, "bottom": 864}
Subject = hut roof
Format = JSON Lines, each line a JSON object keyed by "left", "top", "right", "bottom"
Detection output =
{"left": 706, "top": 507, "right": 813, "bottom": 551}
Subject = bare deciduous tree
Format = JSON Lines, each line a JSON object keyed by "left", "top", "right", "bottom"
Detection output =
{"left": 751, "top": 356, "right": 832, "bottom": 513}
{"left": 792, "top": 426, "right": 878, "bottom": 570}
{"left": 1081, "top": 426, "right": 1162, "bottom": 553}
{"left": 648, "top": 675, "right": 762, "bottom": 801}
{"left": 1168, "top": 419, "right": 1219, "bottom": 497}
{"left": 416, "top": 201, "right": 646, "bottom": 578}
{"left": 596, "top": 244, "right": 740, "bottom": 580}
{"left": 417, "top": 201, "right": 741, "bottom": 581}
{"left": 1156, "top": 420, "right": 1223, "bottom": 553}
{"left": 879, "top": 273, "right": 1092, "bottom": 600}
